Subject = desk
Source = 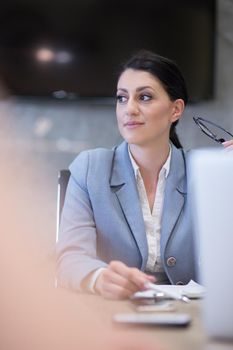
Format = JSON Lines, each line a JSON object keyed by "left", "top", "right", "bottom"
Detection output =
{"left": 75, "top": 294, "right": 233, "bottom": 350}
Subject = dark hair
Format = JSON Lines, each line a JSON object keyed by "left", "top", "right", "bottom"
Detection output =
{"left": 118, "top": 50, "right": 188, "bottom": 148}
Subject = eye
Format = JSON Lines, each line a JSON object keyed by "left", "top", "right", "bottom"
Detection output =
{"left": 116, "top": 95, "right": 128, "bottom": 103}
{"left": 139, "top": 94, "right": 152, "bottom": 101}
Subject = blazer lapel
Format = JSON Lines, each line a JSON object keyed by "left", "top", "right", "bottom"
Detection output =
{"left": 110, "top": 142, "right": 148, "bottom": 269}
{"left": 161, "top": 145, "right": 187, "bottom": 254}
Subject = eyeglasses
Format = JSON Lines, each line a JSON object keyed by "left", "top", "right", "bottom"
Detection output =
{"left": 193, "top": 117, "right": 233, "bottom": 144}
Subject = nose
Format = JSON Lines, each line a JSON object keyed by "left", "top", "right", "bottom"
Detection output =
{"left": 126, "top": 97, "right": 139, "bottom": 116}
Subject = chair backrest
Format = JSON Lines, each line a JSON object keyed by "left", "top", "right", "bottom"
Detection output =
{"left": 56, "top": 169, "right": 70, "bottom": 242}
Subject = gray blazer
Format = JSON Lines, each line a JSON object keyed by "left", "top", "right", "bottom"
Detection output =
{"left": 56, "top": 141, "right": 196, "bottom": 291}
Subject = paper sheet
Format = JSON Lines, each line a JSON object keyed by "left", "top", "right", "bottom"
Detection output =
{"left": 133, "top": 280, "right": 205, "bottom": 299}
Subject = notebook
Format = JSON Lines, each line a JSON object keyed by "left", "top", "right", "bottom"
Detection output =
{"left": 188, "top": 148, "right": 233, "bottom": 340}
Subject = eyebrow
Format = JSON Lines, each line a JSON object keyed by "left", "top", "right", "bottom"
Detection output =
{"left": 117, "top": 86, "right": 154, "bottom": 93}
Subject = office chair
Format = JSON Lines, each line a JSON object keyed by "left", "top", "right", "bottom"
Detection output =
{"left": 56, "top": 169, "right": 70, "bottom": 242}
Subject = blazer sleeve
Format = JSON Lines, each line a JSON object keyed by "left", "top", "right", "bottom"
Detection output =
{"left": 56, "top": 150, "right": 108, "bottom": 291}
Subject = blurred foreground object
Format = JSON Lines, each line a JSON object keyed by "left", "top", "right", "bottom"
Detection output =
{"left": 189, "top": 148, "right": 233, "bottom": 340}
{"left": 0, "top": 222, "right": 161, "bottom": 350}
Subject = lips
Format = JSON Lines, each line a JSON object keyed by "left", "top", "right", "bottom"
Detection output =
{"left": 124, "top": 121, "right": 145, "bottom": 128}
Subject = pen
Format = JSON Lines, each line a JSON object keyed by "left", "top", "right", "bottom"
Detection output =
{"left": 144, "top": 282, "right": 191, "bottom": 303}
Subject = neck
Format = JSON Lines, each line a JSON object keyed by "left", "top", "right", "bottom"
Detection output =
{"left": 129, "top": 141, "right": 170, "bottom": 176}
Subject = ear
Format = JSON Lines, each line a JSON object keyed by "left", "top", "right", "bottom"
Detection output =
{"left": 171, "top": 99, "right": 185, "bottom": 122}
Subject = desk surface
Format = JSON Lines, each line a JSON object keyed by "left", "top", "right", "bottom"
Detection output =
{"left": 76, "top": 294, "right": 233, "bottom": 350}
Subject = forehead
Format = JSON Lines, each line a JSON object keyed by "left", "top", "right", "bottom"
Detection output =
{"left": 117, "top": 68, "right": 163, "bottom": 90}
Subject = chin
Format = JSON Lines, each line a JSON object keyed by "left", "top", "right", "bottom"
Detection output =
{"left": 120, "top": 131, "right": 142, "bottom": 144}
{"left": 124, "top": 138, "right": 146, "bottom": 147}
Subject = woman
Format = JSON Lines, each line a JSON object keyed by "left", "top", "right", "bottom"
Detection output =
{"left": 56, "top": 50, "right": 233, "bottom": 300}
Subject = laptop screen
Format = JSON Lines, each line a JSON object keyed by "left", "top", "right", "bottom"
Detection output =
{"left": 188, "top": 148, "right": 233, "bottom": 340}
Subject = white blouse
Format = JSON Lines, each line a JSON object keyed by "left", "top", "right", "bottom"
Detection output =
{"left": 128, "top": 146, "right": 171, "bottom": 275}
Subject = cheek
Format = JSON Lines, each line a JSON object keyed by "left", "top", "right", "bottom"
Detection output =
{"left": 116, "top": 108, "right": 123, "bottom": 124}
{"left": 149, "top": 105, "right": 173, "bottom": 122}
{"left": 116, "top": 110, "right": 126, "bottom": 137}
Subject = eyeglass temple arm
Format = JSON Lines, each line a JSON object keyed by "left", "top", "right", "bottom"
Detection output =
{"left": 194, "top": 117, "right": 233, "bottom": 138}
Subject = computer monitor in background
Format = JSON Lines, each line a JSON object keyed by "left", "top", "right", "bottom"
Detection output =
{"left": 188, "top": 149, "right": 233, "bottom": 340}
{"left": 0, "top": 0, "right": 215, "bottom": 101}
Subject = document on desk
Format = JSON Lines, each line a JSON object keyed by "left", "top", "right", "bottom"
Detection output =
{"left": 132, "top": 280, "right": 206, "bottom": 300}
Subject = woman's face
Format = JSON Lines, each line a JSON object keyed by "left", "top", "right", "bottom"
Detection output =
{"left": 116, "top": 68, "right": 184, "bottom": 147}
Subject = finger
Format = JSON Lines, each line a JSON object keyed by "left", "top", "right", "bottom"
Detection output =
{"left": 101, "top": 268, "right": 141, "bottom": 295}
{"left": 145, "top": 274, "right": 156, "bottom": 283}
{"left": 109, "top": 261, "right": 156, "bottom": 286}
{"left": 222, "top": 140, "right": 233, "bottom": 148}
{"left": 103, "top": 282, "right": 135, "bottom": 300}
{"left": 109, "top": 261, "right": 150, "bottom": 289}
{"left": 95, "top": 268, "right": 137, "bottom": 299}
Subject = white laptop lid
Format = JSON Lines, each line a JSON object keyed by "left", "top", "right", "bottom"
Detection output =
{"left": 188, "top": 148, "right": 233, "bottom": 340}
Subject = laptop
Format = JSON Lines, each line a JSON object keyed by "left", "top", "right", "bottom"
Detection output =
{"left": 188, "top": 148, "right": 233, "bottom": 340}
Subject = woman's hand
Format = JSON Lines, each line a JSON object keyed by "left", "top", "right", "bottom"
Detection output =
{"left": 94, "top": 260, "right": 155, "bottom": 300}
{"left": 222, "top": 140, "right": 233, "bottom": 150}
